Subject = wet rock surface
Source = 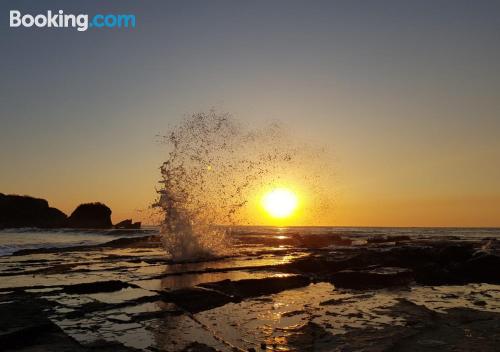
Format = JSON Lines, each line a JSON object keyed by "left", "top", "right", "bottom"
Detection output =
{"left": 0, "top": 293, "right": 137, "bottom": 351}
{"left": 331, "top": 267, "right": 414, "bottom": 289}
{"left": 0, "top": 229, "right": 499, "bottom": 351}
{"left": 162, "top": 287, "right": 236, "bottom": 313}
{"left": 284, "top": 239, "right": 500, "bottom": 286}
{"left": 199, "top": 275, "right": 310, "bottom": 298}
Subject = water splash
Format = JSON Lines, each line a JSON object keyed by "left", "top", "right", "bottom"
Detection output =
{"left": 156, "top": 110, "right": 333, "bottom": 261}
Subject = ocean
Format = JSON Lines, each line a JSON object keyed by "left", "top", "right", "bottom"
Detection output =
{"left": 0, "top": 227, "right": 155, "bottom": 256}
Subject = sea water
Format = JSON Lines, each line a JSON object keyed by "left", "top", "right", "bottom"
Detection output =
{"left": 0, "top": 227, "right": 154, "bottom": 256}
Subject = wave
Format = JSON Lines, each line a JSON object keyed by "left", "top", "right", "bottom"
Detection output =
{"left": 156, "top": 111, "right": 334, "bottom": 261}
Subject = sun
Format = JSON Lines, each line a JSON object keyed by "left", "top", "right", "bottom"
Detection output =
{"left": 262, "top": 188, "right": 298, "bottom": 219}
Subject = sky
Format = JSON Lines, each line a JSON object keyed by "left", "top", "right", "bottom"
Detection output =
{"left": 1, "top": 0, "right": 499, "bottom": 227}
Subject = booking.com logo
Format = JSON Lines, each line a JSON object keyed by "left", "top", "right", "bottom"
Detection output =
{"left": 9, "top": 10, "right": 136, "bottom": 32}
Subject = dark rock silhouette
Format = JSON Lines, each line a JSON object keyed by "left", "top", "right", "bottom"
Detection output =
{"left": 0, "top": 195, "right": 121, "bottom": 230}
{"left": 62, "top": 280, "right": 138, "bottom": 294}
{"left": 0, "top": 193, "right": 67, "bottom": 229}
{"left": 67, "top": 202, "right": 112, "bottom": 229}
{"left": 331, "top": 267, "right": 414, "bottom": 289}
{"left": 114, "top": 219, "right": 141, "bottom": 229}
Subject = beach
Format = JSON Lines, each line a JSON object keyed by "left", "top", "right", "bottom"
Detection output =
{"left": 1, "top": 227, "right": 499, "bottom": 351}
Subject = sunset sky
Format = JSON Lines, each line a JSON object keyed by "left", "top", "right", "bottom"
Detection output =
{"left": 1, "top": 1, "right": 499, "bottom": 226}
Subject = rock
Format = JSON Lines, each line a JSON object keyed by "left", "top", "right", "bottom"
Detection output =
{"left": 0, "top": 298, "right": 56, "bottom": 350}
{"left": 114, "top": 219, "right": 141, "bottom": 229}
{"left": 331, "top": 267, "right": 414, "bottom": 289}
{"left": 0, "top": 293, "right": 139, "bottom": 351}
{"left": 0, "top": 193, "right": 67, "bottom": 229}
{"left": 284, "top": 249, "right": 386, "bottom": 278}
{"left": 44, "top": 207, "right": 68, "bottom": 227}
{"left": 437, "top": 244, "right": 475, "bottom": 264}
{"left": 297, "top": 234, "right": 352, "bottom": 248}
{"left": 319, "top": 297, "right": 352, "bottom": 306}
{"left": 417, "top": 339, "right": 447, "bottom": 347}
{"left": 115, "top": 219, "right": 132, "bottom": 228}
{"left": 325, "top": 298, "right": 500, "bottom": 351}
{"left": 162, "top": 287, "right": 236, "bottom": 313}
{"left": 62, "top": 280, "right": 137, "bottom": 294}
{"left": 199, "top": 275, "right": 310, "bottom": 298}
{"left": 0, "top": 195, "right": 120, "bottom": 230}
{"left": 284, "top": 241, "right": 498, "bottom": 286}
{"left": 67, "top": 202, "right": 112, "bottom": 228}
{"left": 164, "top": 275, "right": 310, "bottom": 313}
{"left": 367, "top": 235, "right": 411, "bottom": 244}
{"left": 463, "top": 253, "right": 500, "bottom": 284}
{"left": 181, "top": 342, "right": 218, "bottom": 352}
{"left": 132, "top": 221, "right": 142, "bottom": 229}
{"left": 103, "top": 235, "right": 160, "bottom": 248}
{"left": 268, "top": 321, "right": 334, "bottom": 350}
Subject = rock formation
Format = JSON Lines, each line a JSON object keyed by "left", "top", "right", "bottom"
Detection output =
{"left": 0, "top": 193, "right": 67, "bottom": 229}
{"left": 114, "top": 219, "right": 141, "bottom": 229}
{"left": 67, "top": 202, "right": 113, "bottom": 229}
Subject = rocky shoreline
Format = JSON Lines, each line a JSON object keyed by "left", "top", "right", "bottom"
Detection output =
{"left": 1, "top": 230, "right": 499, "bottom": 351}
